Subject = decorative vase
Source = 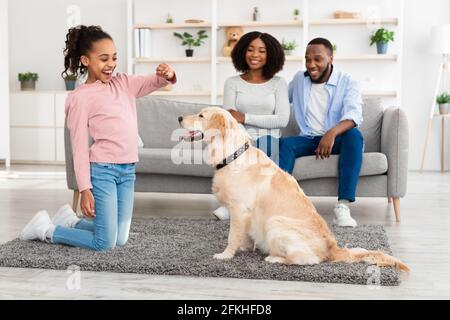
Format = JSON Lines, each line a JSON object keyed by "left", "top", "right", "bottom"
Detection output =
{"left": 185, "top": 49, "right": 194, "bottom": 57}
{"left": 284, "top": 50, "right": 293, "bottom": 56}
{"left": 253, "top": 7, "right": 260, "bottom": 21}
{"left": 20, "top": 80, "right": 36, "bottom": 91}
{"left": 376, "top": 42, "right": 388, "bottom": 54}
{"left": 65, "top": 80, "right": 76, "bottom": 91}
{"left": 439, "top": 103, "right": 450, "bottom": 115}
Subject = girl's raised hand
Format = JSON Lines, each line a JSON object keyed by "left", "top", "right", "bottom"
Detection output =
{"left": 156, "top": 63, "right": 175, "bottom": 81}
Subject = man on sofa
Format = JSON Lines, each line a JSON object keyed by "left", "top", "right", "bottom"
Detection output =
{"left": 280, "top": 37, "right": 364, "bottom": 227}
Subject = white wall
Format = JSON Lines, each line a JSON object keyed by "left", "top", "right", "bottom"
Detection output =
{"left": 1, "top": 0, "right": 10, "bottom": 166}
{"left": 7, "top": 0, "right": 450, "bottom": 170}
{"left": 8, "top": 0, "right": 128, "bottom": 91}
{"left": 402, "top": 0, "right": 450, "bottom": 170}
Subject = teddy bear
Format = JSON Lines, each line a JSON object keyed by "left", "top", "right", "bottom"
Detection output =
{"left": 222, "top": 26, "right": 244, "bottom": 57}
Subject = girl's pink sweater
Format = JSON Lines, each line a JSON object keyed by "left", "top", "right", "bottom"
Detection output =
{"left": 65, "top": 73, "right": 175, "bottom": 192}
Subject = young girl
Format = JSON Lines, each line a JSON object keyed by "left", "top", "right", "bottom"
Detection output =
{"left": 213, "top": 31, "right": 290, "bottom": 220}
{"left": 19, "top": 25, "right": 176, "bottom": 251}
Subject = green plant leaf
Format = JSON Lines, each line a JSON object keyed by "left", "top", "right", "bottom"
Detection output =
{"left": 370, "top": 28, "right": 395, "bottom": 45}
{"left": 437, "top": 92, "right": 450, "bottom": 104}
{"left": 173, "top": 29, "right": 208, "bottom": 49}
{"left": 18, "top": 72, "right": 38, "bottom": 81}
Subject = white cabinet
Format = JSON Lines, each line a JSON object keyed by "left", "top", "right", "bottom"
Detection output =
{"left": 10, "top": 128, "right": 55, "bottom": 161}
{"left": 10, "top": 91, "right": 68, "bottom": 163}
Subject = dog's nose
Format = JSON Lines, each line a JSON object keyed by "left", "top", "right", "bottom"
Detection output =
{"left": 178, "top": 116, "right": 183, "bottom": 123}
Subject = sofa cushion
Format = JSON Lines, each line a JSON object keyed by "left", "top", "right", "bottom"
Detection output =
{"left": 291, "top": 152, "right": 388, "bottom": 181}
{"left": 137, "top": 147, "right": 214, "bottom": 177}
{"left": 137, "top": 148, "right": 387, "bottom": 181}
{"left": 359, "top": 98, "right": 383, "bottom": 152}
{"left": 136, "top": 97, "right": 221, "bottom": 149}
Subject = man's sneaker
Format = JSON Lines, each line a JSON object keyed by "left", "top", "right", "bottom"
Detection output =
{"left": 52, "top": 204, "right": 80, "bottom": 228}
{"left": 212, "top": 206, "right": 230, "bottom": 221}
{"left": 20, "top": 210, "right": 53, "bottom": 241}
{"left": 333, "top": 203, "right": 357, "bottom": 227}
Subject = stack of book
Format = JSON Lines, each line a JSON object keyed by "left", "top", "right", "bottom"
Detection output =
{"left": 134, "top": 29, "right": 152, "bottom": 58}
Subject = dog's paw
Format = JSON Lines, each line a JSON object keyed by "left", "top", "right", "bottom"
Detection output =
{"left": 264, "top": 256, "right": 287, "bottom": 264}
{"left": 213, "top": 251, "right": 234, "bottom": 260}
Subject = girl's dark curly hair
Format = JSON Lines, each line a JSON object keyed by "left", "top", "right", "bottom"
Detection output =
{"left": 62, "top": 25, "right": 112, "bottom": 78}
{"left": 231, "top": 31, "right": 285, "bottom": 80}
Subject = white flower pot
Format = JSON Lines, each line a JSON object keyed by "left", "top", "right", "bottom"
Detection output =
{"left": 439, "top": 103, "right": 449, "bottom": 115}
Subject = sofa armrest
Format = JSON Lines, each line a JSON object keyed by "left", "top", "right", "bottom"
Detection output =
{"left": 381, "top": 107, "right": 409, "bottom": 197}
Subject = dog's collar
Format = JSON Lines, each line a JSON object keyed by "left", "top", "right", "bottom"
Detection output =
{"left": 216, "top": 141, "right": 250, "bottom": 170}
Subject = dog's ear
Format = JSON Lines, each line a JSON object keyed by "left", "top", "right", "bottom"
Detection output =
{"left": 207, "top": 113, "right": 227, "bottom": 137}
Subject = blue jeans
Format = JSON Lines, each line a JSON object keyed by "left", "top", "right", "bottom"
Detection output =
{"left": 255, "top": 135, "right": 279, "bottom": 165}
{"left": 52, "top": 162, "right": 136, "bottom": 251}
{"left": 259, "top": 128, "right": 364, "bottom": 202}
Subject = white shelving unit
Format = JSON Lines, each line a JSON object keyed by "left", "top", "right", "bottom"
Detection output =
{"left": 9, "top": 91, "right": 67, "bottom": 164}
{"left": 127, "top": 0, "right": 404, "bottom": 106}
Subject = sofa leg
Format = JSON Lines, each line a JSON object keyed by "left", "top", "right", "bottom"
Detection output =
{"left": 388, "top": 197, "right": 392, "bottom": 203}
{"left": 392, "top": 197, "right": 401, "bottom": 222}
{"left": 72, "top": 190, "right": 80, "bottom": 214}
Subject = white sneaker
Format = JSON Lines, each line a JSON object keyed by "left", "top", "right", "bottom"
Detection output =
{"left": 333, "top": 203, "right": 357, "bottom": 227}
{"left": 20, "top": 210, "right": 53, "bottom": 241}
{"left": 52, "top": 204, "right": 80, "bottom": 228}
{"left": 212, "top": 206, "right": 230, "bottom": 220}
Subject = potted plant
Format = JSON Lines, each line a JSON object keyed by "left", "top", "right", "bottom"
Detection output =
{"left": 62, "top": 73, "right": 78, "bottom": 91}
{"left": 166, "top": 13, "right": 173, "bottom": 24}
{"left": 18, "top": 72, "right": 38, "bottom": 91}
{"left": 370, "top": 28, "right": 395, "bottom": 54}
{"left": 173, "top": 30, "right": 208, "bottom": 57}
{"left": 293, "top": 8, "right": 300, "bottom": 20}
{"left": 281, "top": 39, "right": 298, "bottom": 56}
{"left": 332, "top": 43, "right": 337, "bottom": 53}
{"left": 436, "top": 92, "right": 450, "bottom": 115}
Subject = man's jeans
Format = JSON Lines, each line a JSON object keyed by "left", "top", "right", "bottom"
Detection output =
{"left": 257, "top": 128, "right": 364, "bottom": 202}
{"left": 52, "top": 162, "right": 136, "bottom": 251}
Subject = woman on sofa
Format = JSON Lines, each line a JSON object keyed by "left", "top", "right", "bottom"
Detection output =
{"left": 213, "top": 31, "right": 290, "bottom": 220}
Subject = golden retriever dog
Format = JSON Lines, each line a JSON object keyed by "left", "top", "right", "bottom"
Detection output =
{"left": 178, "top": 107, "right": 409, "bottom": 272}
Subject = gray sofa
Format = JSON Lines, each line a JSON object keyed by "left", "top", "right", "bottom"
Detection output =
{"left": 65, "top": 97, "right": 408, "bottom": 222}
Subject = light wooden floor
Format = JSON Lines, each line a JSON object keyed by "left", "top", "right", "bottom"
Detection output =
{"left": 0, "top": 165, "right": 449, "bottom": 299}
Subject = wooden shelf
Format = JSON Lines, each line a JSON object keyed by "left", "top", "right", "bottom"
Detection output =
{"left": 433, "top": 114, "right": 450, "bottom": 118}
{"left": 151, "top": 91, "right": 211, "bottom": 96}
{"left": 309, "top": 18, "right": 398, "bottom": 25}
{"left": 135, "top": 57, "right": 211, "bottom": 63}
{"left": 134, "top": 22, "right": 211, "bottom": 29}
{"left": 218, "top": 56, "right": 304, "bottom": 62}
{"left": 218, "top": 20, "right": 302, "bottom": 28}
{"left": 335, "top": 54, "right": 398, "bottom": 61}
{"left": 362, "top": 90, "right": 397, "bottom": 97}
{"left": 217, "top": 54, "right": 397, "bottom": 63}
{"left": 134, "top": 19, "right": 397, "bottom": 29}
{"left": 215, "top": 90, "right": 397, "bottom": 97}
{"left": 11, "top": 90, "right": 71, "bottom": 94}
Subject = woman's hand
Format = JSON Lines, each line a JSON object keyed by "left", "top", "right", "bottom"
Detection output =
{"left": 227, "top": 109, "right": 245, "bottom": 124}
{"left": 156, "top": 63, "right": 175, "bottom": 81}
{"left": 80, "top": 189, "right": 96, "bottom": 218}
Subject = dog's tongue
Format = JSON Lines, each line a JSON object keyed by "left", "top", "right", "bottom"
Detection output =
{"left": 180, "top": 130, "right": 203, "bottom": 142}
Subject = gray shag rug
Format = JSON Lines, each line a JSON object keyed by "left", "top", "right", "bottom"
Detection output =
{"left": 0, "top": 217, "right": 401, "bottom": 286}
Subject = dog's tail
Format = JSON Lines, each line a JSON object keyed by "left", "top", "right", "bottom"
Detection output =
{"left": 328, "top": 246, "right": 410, "bottom": 272}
